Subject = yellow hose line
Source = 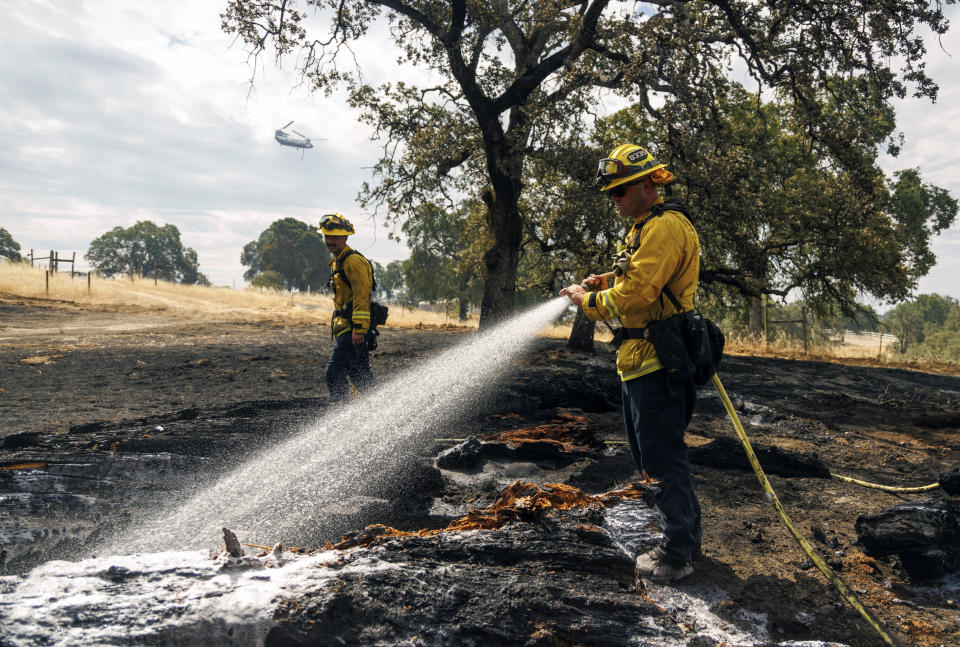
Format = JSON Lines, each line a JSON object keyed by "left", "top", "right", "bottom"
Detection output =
{"left": 711, "top": 374, "right": 904, "bottom": 647}
{"left": 831, "top": 472, "right": 940, "bottom": 493}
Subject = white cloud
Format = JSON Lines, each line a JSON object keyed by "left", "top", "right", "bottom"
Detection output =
{"left": 0, "top": 0, "right": 958, "bottom": 298}
{"left": 0, "top": 0, "right": 404, "bottom": 285}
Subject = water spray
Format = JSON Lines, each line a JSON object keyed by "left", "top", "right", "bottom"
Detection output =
{"left": 103, "top": 297, "right": 570, "bottom": 555}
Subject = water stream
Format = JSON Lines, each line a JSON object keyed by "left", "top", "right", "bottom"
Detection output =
{"left": 101, "top": 297, "right": 570, "bottom": 555}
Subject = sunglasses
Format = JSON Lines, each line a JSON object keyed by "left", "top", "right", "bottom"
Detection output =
{"left": 608, "top": 180, "right": 642, "bottom": 198}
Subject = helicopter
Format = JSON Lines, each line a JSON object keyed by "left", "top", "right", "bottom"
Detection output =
{"left": 274, "top": 121, "right": 314, "bottom": 150}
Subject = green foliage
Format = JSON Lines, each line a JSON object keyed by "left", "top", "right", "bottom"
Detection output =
{"left": 250, "top": 270, "right": 286, "bottom": 291}
{"left": 887, "top": 169, "right": 959, "bottom": 276}
{"left": 910, "top": 306, "right": 960, "bottom": 363}
{"left": 883, "top": 293, "right": 960, "bottom": 355}
{"left": 401, "top": 202, "right": 483, "bottom": 317}
{"left": 85, "top": 221, "right": 208, "bottom": 284}
{"left": 0, "top": 227, "right": 22, "bottom": 262}
{"left": 518, "top": 137, "right": 621, "bottom": 299}
{"left": 825, "top": 304, "right": 881, "bottom": 334}
{"left": 241, "top": 218, "right": 330, "bottom": 292}
{"left": 379, "top": 260, "right": 407, "bottom": 302}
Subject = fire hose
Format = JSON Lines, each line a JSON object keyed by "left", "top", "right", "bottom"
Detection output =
{"left": 711, "top": 373, "right": 904, "bottom": 647}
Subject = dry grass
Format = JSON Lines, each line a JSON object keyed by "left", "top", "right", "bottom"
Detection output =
{"left": 727, "top": 334, "right": 960, "bottom": 376}
{"left": 3, "top": 263, "right": 956, "bottom": 374}
{"left": 0, "top": 262, "right": 477, "bottom": 330}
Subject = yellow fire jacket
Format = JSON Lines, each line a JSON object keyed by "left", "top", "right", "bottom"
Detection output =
{"left": 329, "top": 245, "right": 373, "bottom": 338}
{"left": 582, "top": 197, "right": 700, "bottom": 381}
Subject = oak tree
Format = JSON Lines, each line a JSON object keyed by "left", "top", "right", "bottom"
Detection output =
{"left": 86, "top": 221, "right": 208, "bottom": 284}
{"left": 222, "top": 0, "right": 952, "bottom": 327}
{"left": 0, "top": 227, "right": 22, "bottom": 262}
{"left": 241, "top": 218, "right": 330, "bottom": 291}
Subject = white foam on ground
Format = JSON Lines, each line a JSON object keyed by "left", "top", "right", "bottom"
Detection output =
{"left": 0, "top": 549, "right": 396, "bottom": 646}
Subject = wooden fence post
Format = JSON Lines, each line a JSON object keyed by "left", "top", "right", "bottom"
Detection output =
{"left": 801, "top": 306, "right": 808, "bottom": 353}
{"left": 45, "top": 270, "right": 49, "bottom": 296}
{"left": 70, "top": 252, "right": 76, "bottom": 278}
{"left": 88, "top": 271, "right": 92, "bottom": 294}
{"left": 762, "top": 294, "right": 768, "bottom": 348}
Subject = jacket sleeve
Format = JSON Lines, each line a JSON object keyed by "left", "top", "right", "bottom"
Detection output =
{"left": 582, "top": 217, "right": 682, "bottom": 322}
{"left": 343, "top": 255, "right": 373, "bottom": 334}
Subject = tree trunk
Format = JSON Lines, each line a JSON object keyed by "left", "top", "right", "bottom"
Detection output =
{"left": 477, "top": 135, "right": 524, "bottom": 331}
{"left": 748, "top": 295, "right": 763, "bottom": 339}
{"left": 567, "top": 307, "right": 595, "bottom": 354}
{"left": 457, "top": 273, "right": 470, "bottom": 321}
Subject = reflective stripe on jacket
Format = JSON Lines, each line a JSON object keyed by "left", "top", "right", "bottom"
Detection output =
{"left": 329, "top": 245, "right": 373, "bottom": 337}
{"left": 582, "top": 197, "right": 700, "bottom": 381}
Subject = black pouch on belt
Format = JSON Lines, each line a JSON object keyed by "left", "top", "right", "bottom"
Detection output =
{"left": 644, "top": 315, "right": 695, "bottom": 383}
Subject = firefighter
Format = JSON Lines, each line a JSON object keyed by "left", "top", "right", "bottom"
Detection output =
{"left": 319, "top": 213, "right": 377, "bottom": 402}
{"left": 560, "top": 144, "right": 701, "bottom": 582}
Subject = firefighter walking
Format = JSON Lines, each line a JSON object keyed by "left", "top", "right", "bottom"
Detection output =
{"left": 320, "top": 214, "right": 377, "bottom": 402}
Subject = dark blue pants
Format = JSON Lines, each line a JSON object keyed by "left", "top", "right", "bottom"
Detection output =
{"left": 325, "top": 332, "right": 376, "bottom": 402}
{"left": 622, "top": 370, "right": 701, "bottom": 564}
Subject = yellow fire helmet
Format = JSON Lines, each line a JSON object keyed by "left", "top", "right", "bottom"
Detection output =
{"left": 596, "top": 144, "right": 670, "bottom": 191}
{"left": 317, "top": 213, "right": 355, "bottom": 236}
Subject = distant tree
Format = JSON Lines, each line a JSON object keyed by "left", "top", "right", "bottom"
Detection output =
{"left": 180, "top": 248, "right": 212, "bottom": 286}
{"left": 240, "top": 240, "right": 265, "bottom": 282}
{"left": 0, "top": 227, "right": 22, "bottom": 262}
{"left": 883, "top": 294, "right": 959, "bottom": 354}
{"left": 86, "top": 221, "right": 209, "bottom": 284}
{"left": 909, "top": 303, "right": 960, "bottom": 363}
{"left": 379, "top": 260, "right": 407, "bottom": 302}
{"left": 241, "top": 218, "right": 329, "bottom": 292}
{"left": 401, "top": 202, "right": 482, "bottom": 320}
{"left": 223, "top": 0, "right": 952, "bottom": 329}
{"left": 250, "top": 270, "right": 286, "bottom": 291}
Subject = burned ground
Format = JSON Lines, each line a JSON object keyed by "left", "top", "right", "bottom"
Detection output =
{"left": 2, "top": 300, "right": 959, "bottom": 646}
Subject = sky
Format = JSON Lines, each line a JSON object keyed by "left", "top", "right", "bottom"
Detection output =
{"left": 0, "top": 1, "right": 958, "bottom": 301}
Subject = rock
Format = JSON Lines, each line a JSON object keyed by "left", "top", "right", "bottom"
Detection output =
{"left": 436, "top": 436, "right": 483, "bottom": 469}
{"left": 939, "top": 467, "right": 960, "bottom": 496}
{"left": 687, "top": 436, "right": 831, "bottom": 478}
{"left": 855, "top": 497, "right": 960, "bottom": 581}
{"left": 223, "top": 527, "right": 244, "bottom": 558}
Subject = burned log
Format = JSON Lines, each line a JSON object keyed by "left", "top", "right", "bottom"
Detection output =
{"left": 855, "top": 497, "right": 960, "bottom": 581}
{"left": 939, "top": 467, "right": 960, "bottom": 496}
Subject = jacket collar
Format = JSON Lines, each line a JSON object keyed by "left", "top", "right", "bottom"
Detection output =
{"left": 634, "top": 196, "right": 665, "bottom": 225}
{"left": 329, "top": 244, "right": 353, "bottom": 266}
